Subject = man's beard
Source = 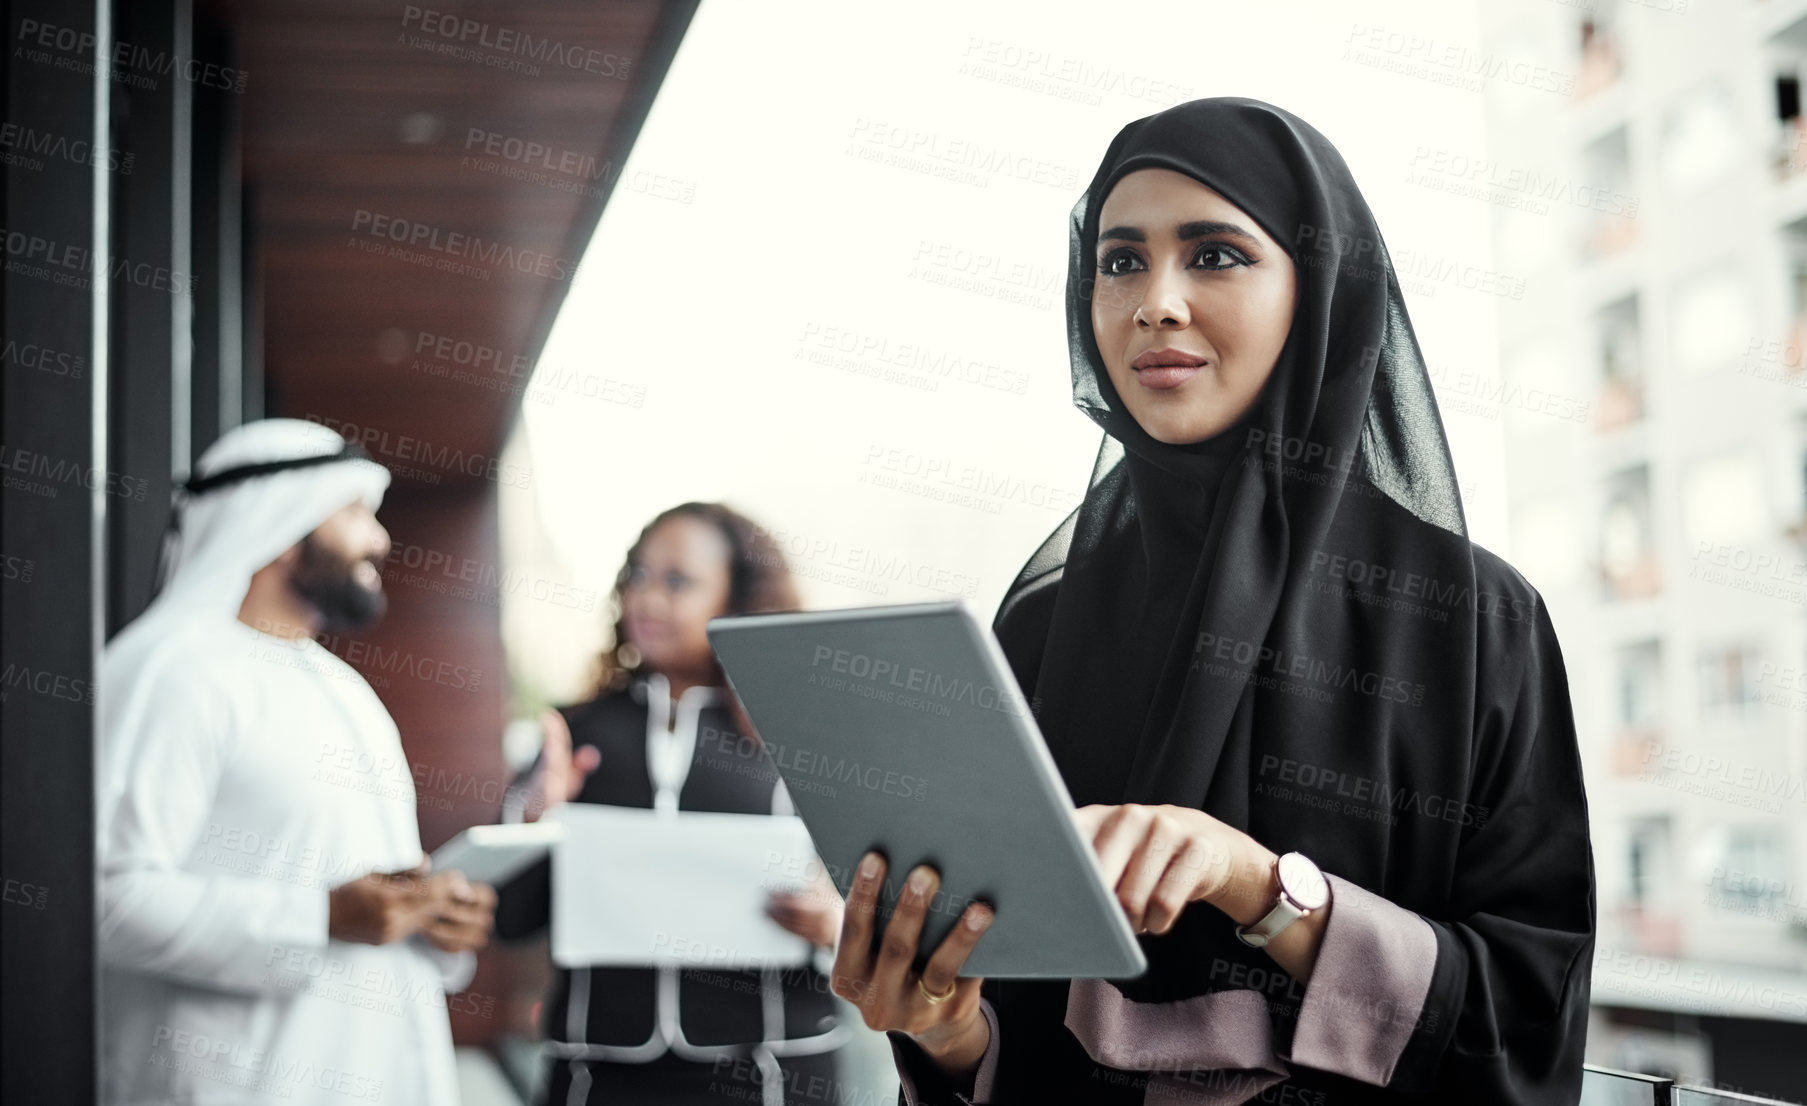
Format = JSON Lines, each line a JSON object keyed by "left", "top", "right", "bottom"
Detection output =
{"left": 290, "top": 533, "right": 387, "bottom": 632}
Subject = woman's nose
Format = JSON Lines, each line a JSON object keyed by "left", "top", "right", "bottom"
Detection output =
{"left": 1135, "top": 267, "right": 1190, "bottom": 329}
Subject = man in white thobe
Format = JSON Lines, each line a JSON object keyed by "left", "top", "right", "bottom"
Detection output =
{"left": 99, "top": 419, "right": 496, "bottom": 1105}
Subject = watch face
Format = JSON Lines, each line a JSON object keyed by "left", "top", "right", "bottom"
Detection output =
{"left": 1276, "top": 852, "right": 1330, "bottom": 911}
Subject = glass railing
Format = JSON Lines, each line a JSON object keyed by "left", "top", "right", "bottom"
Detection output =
{"left": 1584, "top": 1065, "right": 1802, "bottom": 1105}
{"left": 1672, "top": 1090, "right": 1803, "bottom": 1105}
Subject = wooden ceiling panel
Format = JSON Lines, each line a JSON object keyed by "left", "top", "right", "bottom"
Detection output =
{"left": 226, "top": 0, "right": 691, "bottom": 491}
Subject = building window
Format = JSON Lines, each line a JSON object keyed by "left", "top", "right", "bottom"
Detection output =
{"left": 1627, "top": 815, "right": 1674, "bottom": 908}
{"left": 1593, "top": 295, "right": 1642, "bottom": 431}
{"left": 1659, "top": 82, "right": 1740, "bottom": 194}
{"left": 1780, "top": 238, "right": 1807, "bottom": 377}
{"left": 1670, "top": 263, "right": 1753, "bottom": 378}
{"left": 1698, "top": 643, "right": 1763, "bottom": 723}
{"left": 1577, "top": 15, "right": 1621, "bottom": 101}
{"left": 1611, "top": 640, "right": 1663, "bottom": 774}
{"left": 1707, "top": 828, "right": 1788, "bottom": 916}
{"left": 1681, "top": 452, "right": 1769, "bottom": 551}
{"left": 1601, "top": 466, "right": 1660, "bottom": 601}
{"left": 1778, "top": 73, "right": 1806, "bottom": 179}
{"left": 1581, "top": 129, "right": 1636, "bottom": 260}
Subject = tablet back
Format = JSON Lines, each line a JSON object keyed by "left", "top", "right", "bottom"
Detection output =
{"left": 708, "top": 601, "right": 1147, "bottom": 980}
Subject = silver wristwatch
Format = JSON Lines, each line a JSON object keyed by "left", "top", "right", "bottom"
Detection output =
{"left": 1235, "top": 851, "right": 1330, "bottom": 948}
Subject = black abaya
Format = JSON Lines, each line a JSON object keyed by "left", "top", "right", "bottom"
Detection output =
{"left": 893, "top": 96, "right": 1594, "bottom": 1106}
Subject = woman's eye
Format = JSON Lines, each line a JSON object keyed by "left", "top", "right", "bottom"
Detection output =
{"left": 665, "top": 572, "right": 691, "bottom": 592}
{"left": 1194, "top": 243, "right": 1252, "bottom": 270}
{"left": 1098, "top": 248, "right": 1145, "bottom": 277}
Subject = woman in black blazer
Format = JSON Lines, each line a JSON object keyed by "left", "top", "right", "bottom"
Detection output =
{"left": 496, "top": 502, "right": 849, "bottom": 1106}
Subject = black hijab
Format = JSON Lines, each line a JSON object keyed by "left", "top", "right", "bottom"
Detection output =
{"left": 995, "top": 95, "right": 1472, "bottom": 1003}
{"left": 1000, "top": 94, "right": 1466, "bottom": 819}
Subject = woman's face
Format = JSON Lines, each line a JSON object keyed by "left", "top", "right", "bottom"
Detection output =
{"left": 1091, "top": 168, "right": 1297, "bottom": 445}
{"left": 619, "top": 516, "right": 733, "bottom": 678}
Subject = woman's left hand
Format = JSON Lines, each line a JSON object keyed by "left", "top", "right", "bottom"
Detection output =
{"left": 765, "top": 861, "right": 845, "bottom": 949}
{"left": 1073, "top": 804, "right": 1258, "bottom": 936}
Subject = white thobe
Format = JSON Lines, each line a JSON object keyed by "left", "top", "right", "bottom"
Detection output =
{"left": 100, "top": 615, "right": 471, "bottom": 1106}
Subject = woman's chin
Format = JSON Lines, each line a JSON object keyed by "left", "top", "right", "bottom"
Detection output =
{"left": 1136, "top": 414, "right": 1236, "bottom": 446}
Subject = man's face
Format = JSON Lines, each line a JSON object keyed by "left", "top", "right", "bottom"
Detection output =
{"left": 289, "top": 501, "right": 391, "bottom": 632}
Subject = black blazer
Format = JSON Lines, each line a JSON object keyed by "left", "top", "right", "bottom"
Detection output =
{"left": 494, "top": 680, "right": 841, "bottom": 1053}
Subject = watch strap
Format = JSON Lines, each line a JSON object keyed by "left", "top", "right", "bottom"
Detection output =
{"left": 1235, "top": 895, "right": 1306, "bottom": 948}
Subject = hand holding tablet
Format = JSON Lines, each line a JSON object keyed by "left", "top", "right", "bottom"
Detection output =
{"left": 831, "top": 848, "right": 998, "bottom": 1076}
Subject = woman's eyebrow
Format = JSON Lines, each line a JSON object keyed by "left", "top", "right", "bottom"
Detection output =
{"left": 1097, "top": 221, "right": 1261, "bottom": 246}
{"left": 1176, "top": 220, "right": 1260, "bottom": 245}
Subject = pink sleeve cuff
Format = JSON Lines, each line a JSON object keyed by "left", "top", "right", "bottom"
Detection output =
{"left": 970, "top": 998, "right": 1000, "bottom": 1101}
{"left": 1285, "top": 872, "right": 1438, "bottom": 1086}
{"left": 1065, "top": 979, "right": 1289, "bottom": 1105}
{"left": 891, "top": 997, "right": 1001, "bottom": 1105}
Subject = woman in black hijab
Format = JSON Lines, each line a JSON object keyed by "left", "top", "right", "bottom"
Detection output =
{"left": 830, "top": 97, "right": 1595, "bottom": 1105}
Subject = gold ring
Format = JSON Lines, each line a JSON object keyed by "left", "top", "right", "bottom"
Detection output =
{"left": 917, "top": 977, "right": 956, "bottom": 1005}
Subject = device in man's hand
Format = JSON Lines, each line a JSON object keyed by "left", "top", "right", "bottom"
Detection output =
{"left": 708, "top": 601, "right": 1147, "bottom": 980}
{"left": 429, "top": 820, "right": 564, "bottom": 887}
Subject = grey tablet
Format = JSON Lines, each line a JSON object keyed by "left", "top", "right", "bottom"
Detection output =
{"left": 707, "top": 600, "right": 1147, "bottom": 980}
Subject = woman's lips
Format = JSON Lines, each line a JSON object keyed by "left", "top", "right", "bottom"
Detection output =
{"left": 1131, "top": 349, "right": 1208, "bottom": 391}
{"left": 1133, "top": 365, "right": 1200, "bottom": 390}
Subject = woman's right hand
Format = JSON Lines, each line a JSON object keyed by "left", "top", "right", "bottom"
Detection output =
{"left": 831, "top": 850, "right": 995, "bottom": 1080}
{"left": 523, "top": 708, "right": 600, "bottom": 821}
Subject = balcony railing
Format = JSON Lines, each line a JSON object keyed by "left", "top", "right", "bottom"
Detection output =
{"left": 1584, "top": 1064, "right": 1799, "bottom": 1104}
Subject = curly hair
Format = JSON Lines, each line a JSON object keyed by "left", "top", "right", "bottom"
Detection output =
{"left": 590, "top": 502, "right": 799, "bottom": 696}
